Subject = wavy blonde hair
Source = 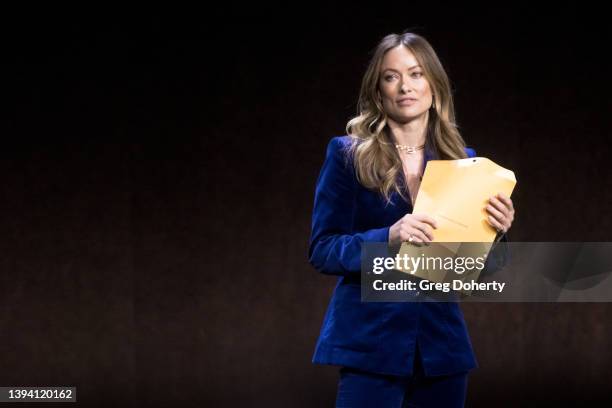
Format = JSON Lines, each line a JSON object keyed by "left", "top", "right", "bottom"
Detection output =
{"left": 346, "top": 32, "right": 468, "bottom": 204}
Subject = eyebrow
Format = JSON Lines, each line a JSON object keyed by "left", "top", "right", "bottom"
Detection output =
{"left": 381, "top": 65, "right": 421, "bottom": 73}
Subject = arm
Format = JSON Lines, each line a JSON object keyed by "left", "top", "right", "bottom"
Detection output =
{"left": 307, "top": 137, "right": 389, "bottom": 276}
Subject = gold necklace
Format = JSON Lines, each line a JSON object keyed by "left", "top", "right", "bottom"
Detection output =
{"left": 395, "top": 143, "right": 425, "bottom": 153}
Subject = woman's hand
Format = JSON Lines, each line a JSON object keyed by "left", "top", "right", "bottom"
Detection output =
{"left": 388, "top": 213, "right": 438, "bottom": 246}
{"left": 486, "top": 193, "right": 515, "bottom": 234}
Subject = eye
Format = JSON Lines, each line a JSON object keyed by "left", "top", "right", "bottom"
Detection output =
{"left": 411, "top": 71, "right": 423, "bottom": 78}
{"left": 384, "top": 74, "right": 398, "bottom": 82}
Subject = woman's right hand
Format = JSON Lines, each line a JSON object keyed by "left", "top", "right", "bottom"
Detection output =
{"left": 388, "top": 213, "right": 438, "bottom": 246}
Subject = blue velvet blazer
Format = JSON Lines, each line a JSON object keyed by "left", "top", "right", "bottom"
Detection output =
{"left": 308, "top": 135, "right": 506, "bottom": 377}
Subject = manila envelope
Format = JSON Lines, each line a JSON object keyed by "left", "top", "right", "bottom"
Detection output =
{"left": 394, "top": 157, "right": 517, "bottom": 293}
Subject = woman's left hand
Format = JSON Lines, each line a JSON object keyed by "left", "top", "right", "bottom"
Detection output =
{"left": 486, "top": 192, "right": 514, "bottom": 234}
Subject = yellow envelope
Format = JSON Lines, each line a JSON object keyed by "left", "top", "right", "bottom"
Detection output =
{"left": 413, "top": 157, "right": 517, "bottom": 243}
{"left": 393, "top": 157, "right": 516, "bottom": 293}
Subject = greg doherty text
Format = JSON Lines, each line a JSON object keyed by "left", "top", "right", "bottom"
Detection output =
{"left": 372, "top": 279, "right": 506, "bottom": 293}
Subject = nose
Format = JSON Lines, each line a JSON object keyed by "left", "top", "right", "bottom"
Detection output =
{"left": 400, "top": 79, "right": 411, "bottom": 93}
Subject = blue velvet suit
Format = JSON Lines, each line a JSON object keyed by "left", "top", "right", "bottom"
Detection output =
{"left": 308, "top": 136, "right": 504, "bottom": 378}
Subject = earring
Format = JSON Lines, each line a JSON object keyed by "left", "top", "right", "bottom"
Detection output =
{"left": 431, "top": 95, "right": 436, "bottom": 110}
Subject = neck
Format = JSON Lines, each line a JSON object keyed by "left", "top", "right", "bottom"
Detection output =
{"left": 387, "top": 112, "right": 428, "bottom": 146}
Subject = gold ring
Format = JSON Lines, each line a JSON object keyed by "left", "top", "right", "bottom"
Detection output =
{"left": 408, "top": 235, "right": 414, "bottom": 243}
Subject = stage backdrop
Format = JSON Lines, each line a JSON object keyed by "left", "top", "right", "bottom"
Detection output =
{"left": 1, "top": 9, "right": 611, "bottom": 407}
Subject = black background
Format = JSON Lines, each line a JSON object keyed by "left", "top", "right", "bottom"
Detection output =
{"left": 1, "top": 6, "right": 611, "bottom": 407}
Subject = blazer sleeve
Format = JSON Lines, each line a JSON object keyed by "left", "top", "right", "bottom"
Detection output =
{"left": 308, "top": 137, "right": 390, "bottom": 276}
{"left": 466, "top": 146, "right": 511, "bottom": 277}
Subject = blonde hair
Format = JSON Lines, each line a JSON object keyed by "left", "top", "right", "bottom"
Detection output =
{"left": 345, "top": 32, "right": 468, "bottom": 204}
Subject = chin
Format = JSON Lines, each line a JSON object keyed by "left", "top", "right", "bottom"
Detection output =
{"left": 391, "top": 110, "right": 428, "bottom": 123}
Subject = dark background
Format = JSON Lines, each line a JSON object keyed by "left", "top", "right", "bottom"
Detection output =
{"left": 1, "top": 6, "right": 611, "bottom": 407}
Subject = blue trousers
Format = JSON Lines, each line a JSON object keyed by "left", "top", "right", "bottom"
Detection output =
{"left": 335, "top": 345, "right": 469, "bottom": 408}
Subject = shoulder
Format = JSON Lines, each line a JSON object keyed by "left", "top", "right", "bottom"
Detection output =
{"left": 324, "top": 135, "right": 356, "bottom": 167}
{"left": 326, "top": 135, "right": 354, "bottom": 155}
{"left": 316, "top": 136, "right": 358, "bottom": 185}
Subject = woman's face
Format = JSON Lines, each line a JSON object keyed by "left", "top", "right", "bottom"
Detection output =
{"left": 378, "top": 45, "right": 433, "bottom": 124}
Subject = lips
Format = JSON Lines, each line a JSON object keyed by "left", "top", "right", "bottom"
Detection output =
{"left": 397, "top": 98, "right": 417, "bottom": 105}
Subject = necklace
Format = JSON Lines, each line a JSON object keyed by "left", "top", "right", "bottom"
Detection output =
{"left": 395, "top": 143, "right": 425, "bottom": 154}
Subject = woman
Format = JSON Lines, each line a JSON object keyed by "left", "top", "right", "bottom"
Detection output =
{"left": 308, "top": 32, "right": 515, "bottom": 407}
